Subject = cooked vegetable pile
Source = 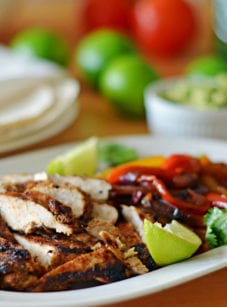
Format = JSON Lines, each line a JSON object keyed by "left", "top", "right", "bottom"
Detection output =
{"left": 105, "top": 153, "right": 227, "bottom": 250}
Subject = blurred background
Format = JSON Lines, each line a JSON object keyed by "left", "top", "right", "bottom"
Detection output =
{"left": 1, "top": 0, "right": 227, "bottom": 155}
{"left": 0, "top": 0, "right": 214, "bottom": 76}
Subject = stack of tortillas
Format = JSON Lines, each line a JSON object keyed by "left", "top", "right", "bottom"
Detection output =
{"left": 0, "top": 46, "right": 80, "bottom": 153}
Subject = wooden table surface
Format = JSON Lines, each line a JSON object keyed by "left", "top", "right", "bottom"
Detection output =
{"left": 0, "top": 1, "right": 226, "bottom": 306}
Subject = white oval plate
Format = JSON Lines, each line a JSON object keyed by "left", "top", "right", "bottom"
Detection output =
{"left": 0, "top": 135, "right": 227, "bottom": 307}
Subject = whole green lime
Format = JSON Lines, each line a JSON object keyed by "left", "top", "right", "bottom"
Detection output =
{"left": 75, "top": 29, "right": 136, "bottom": 88}
{"left": 99, "top": 54, "right": 159, "bottom": 118}
{"left": 186, "top": 55, "right": 227, "bottom": 76}
{"left": 10, "top": 28, "right": 70, "bottom": 66}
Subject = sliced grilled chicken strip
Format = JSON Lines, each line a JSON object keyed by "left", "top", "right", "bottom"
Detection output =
{"left": 24, "top": 190, "right": 73, "bottom": 224}
{"left": 91, "top": 202, "right": 118, "bottom": 224}
{"left": 0, "top": 218, "right": 43, "bottom": 291}
{"left": 30, "top": 181, "right": 88, "bottom": 219}
{"left": 0, "top": 194, "right": 72, "bottom": 235}
{"left": 87, "top": 218, "right": 144, "bottom": 247}
{"left": 30, "top": 247, "right": 128, "bottom": 292}
{"left": 117, "top": 221, "right": 142, "bottom": 246}
{"left": 120, "top": 206, "right": 158, "bottom": 269}
{"left": 100, "top": 231, "right": 148, "bottom": 275}
{"left": 116, "top": 221, "right": 157, "bottom": 271}
{"left": 0, "top": 172, "right": 47, "bottom": 195}
{"left": 0, "top": 215, "right": 17, "bottom": 243}
{"left": 14, "top": 234, "right": 57, "bottom": 269}
{"left": 49, "top": 174, "right": 111, "bottom": 201}
{"left": 0, "top": 173, "right": 37, "bottom": 185}
{"left": 87, "top": 218, "right": 120, "bottom": 241}
{"left": 0, "top": 237, "right": 42, "bottom": 291}
{"left": 14, "top": 233, "right": 94, "bottom": 269}
{"left": 87, "top": 218, "right": 149, "bottom": 275}
{"left": 121, "top": 205, "right": 155, "bottom": 242}
{"left": 0, "top": 172, "right": 47, "bottom": 186}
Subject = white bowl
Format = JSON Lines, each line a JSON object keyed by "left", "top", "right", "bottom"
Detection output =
{"left": 144, "top": 77, "right": 227, "bottom": 139}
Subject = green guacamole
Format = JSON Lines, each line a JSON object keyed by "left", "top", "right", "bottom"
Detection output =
{"left": 160, "top": 74, "right": 227, "bottom": 110}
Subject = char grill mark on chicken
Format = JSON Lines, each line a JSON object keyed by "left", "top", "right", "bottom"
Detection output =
{"left": 117, "top": 222, "right": 157, "bottom": 271}
{"left": 0, "top": 215, "right": 17, "bottom": 243}
{"left": 0, "top": 216, "right": 43, "bottom": 291}
{"left": 99, "top": 230, "right": 149, "bottom": 275}
{"left": 14, "top": 228, "right": 101, "bottom": 270}
{"left": 87, "top": 218, "right": 151, "bottom": 275}
{"left": 0, "top": 193, "right": 73, "bottom": 235}
{"left": 30, "top": 247, "right": 128, "bottom": 292}
{"left": 24, "top": 189, "right": 73, "bottom": 224}
{"left": 29, "top": 181, "right": 89, "bottom": 219}
{"left": 0, "top": 239, "right": 42, "bottom": 291}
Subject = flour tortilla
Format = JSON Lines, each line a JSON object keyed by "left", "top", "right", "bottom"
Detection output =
{"left": 0, "top": 77, "right": 79, "bottom": 143}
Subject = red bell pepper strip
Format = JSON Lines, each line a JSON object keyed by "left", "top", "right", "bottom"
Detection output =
{"left": 107, "top": 154, "right": 201, "bottom": 185}
{"left": 206, "top": 192, "right": 227, "bottom": 209}
{"left": 162, "top": 154, "right": 201, "bottom": 174}
{"left": 138, "top": 174, "right": 210, "bottom": 215}
{"left": 107, "top": 165, "right": 174, "bottom": 184}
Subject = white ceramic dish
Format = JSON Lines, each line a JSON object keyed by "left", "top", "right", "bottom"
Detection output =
{"left": 144, "top": 77, "right": 227, "bottom": 139}
{"left": 0, "top": 135, "right": 226, "bottom": 307}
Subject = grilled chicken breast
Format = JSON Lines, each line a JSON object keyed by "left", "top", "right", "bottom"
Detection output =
{"left": 0, "top": 172, "right": 157, "bottom": 292}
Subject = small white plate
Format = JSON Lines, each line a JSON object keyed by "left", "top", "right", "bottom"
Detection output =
{"left": 0, "top": 134, "right": 226, "bottom": 307}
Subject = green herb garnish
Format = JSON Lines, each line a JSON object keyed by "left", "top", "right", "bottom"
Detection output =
{"left": 204, "top": 207, "right": 227, "bottom": 248}
{"left": 98, "top": 142, "right": 138, "bottom": 166}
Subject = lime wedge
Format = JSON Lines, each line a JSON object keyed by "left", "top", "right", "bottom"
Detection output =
{"left": 46, "top": 137, "right": 98, "bottom": 176}
{"left": 144, "top": 219, "right": 202, "bottom": 266}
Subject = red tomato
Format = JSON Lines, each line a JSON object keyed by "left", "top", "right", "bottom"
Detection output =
{"left": 82, "top": 0, "right": 132, "bottom": 33}
{"left": 131, "top": 0, "right": 197, "bottom": 56}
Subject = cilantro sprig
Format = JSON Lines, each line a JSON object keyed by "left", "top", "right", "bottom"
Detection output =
{"left": 204, "top": 207, "right": 227, "bottom": 248}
